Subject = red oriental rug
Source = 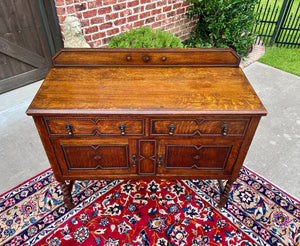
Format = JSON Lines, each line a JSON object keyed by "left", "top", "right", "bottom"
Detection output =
{"left": 0, "top": 166, "right": 299, "bottom": 246}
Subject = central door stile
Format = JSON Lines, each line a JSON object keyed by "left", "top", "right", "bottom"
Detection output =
{"left": 137, "top": 139, "right": 157, "bottom": 175}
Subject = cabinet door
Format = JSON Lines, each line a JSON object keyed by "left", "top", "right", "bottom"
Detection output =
{"left": 158, "top": 138, "right": 242, "bottom": 176}
{"left": 51, "top": 138, "right": 136, "bottom": 178}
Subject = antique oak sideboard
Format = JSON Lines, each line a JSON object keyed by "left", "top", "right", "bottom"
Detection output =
{"left": 26, "top": 48, "right": 267, "bottom": 209}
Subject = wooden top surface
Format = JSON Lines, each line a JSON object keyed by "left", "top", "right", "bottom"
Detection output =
{"left": 26, "top": 49, "right": 267, "bottom": 116}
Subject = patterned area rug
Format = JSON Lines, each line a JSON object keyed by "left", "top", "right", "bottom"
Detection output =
{"left": 0, "top": 167, "right": 299, "bottom": 246}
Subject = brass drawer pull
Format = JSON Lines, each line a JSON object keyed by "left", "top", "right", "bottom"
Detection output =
{"left": 65, "top": 124, "right": 73, "bottom": 135}
{"left": 168, "top": 124, "right": 176, "bottom": 136}
{"left": 132, "top": 155, "right": 136, "bottom": 167}
{"left": 222, "top": 124, "right": 229, "bottom": 136}
{"left": 126, "top": 56, "right": 132, "bottom": 61}
{"left": 161, "top": 56, "right": 167, "bottom": 61}
{"left": 119, "top": 124, "right": 126, "bottom": 135}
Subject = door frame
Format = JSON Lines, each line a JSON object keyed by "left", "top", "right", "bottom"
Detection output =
{"left": 0, "top": 0, "right": 63, "bottom": 94}
{"left": 37, "top": 0, "right": 63, "bottom": 56}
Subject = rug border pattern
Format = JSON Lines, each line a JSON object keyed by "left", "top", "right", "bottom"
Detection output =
{"left": 1, "top": 166, "right": 299, "bottom": 246}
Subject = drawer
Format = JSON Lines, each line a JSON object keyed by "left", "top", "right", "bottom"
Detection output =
{"left": 150, "top": 118, "right": 249, "bottom": 136}
{"left": 45, "top": 118, "right": 144, "bottom": 136}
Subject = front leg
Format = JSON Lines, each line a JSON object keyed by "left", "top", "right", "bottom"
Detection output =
{"left": 218, "top": 178, "right": 234, "bottom": 208}
{"left": 58, "top": 180, "right": 74, "bottom": 209}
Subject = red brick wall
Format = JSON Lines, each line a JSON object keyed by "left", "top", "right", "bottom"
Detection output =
{"left": 54, "top": 0, "right": 196, "bottom": 47}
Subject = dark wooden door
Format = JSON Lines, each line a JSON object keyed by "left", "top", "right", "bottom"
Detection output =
{"left": 0, "top": 0, "right": 52, "bottom": 94}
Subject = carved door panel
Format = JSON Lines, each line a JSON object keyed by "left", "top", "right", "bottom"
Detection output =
{"left": 52, "top": 138, "right": 137, "bottom": 177}
{"left": 158, "top": 138, "right": 242, "bottom": 175}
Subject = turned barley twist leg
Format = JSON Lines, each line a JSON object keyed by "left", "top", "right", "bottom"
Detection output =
{"left": 68, "top": 180, "right": 74, "bottom": 194}
{"left": 218, "top": 178, "right": 234, "bottom": 208}
{"left": 58, "top": 180, "right": 74, "bottom": 209}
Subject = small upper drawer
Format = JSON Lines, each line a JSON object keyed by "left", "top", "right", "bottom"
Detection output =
{"left": 150, "top": 119, "right": 249, "bottom": 136}
{"left": 45, "top": 118, "right": 144, "bottom": 136}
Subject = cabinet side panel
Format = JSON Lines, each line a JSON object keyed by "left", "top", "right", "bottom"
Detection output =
{"left": 230, "top": 116, "right": 262, "bottom": 179}
{"left": 32, "top": 116, "right": 63, "bottom": 181}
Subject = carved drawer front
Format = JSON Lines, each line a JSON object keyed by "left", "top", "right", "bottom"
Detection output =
{"left": 45, "top": 118, "right": 144, "bottom": 136}
{"left": 62, "top": 144, "right": 129, "bottom": 170}
{"left": 150, "top": 119, "right": 249, "bottom": 136}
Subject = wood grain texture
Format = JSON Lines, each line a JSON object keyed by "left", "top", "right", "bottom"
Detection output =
{"left": 150, "top": 118, "right": 249, "bottom": 136}
{"left": 26, "top": 67, "right": 267, "bottom": 115}
{"left": 27, "top": 49, "right": 267, "bottom": 209}
{"left": 45, "top": 118, "right": 144, "bottom": 136}
{"left": 165, "top": 145, "right": 232, "bottom": 169}
{"left": 32, "top": 116, "right": 64, "bottom": 181}
{"left": 52, "top": 48, "right": 240, "bottom": 67}
{"left": 62, "top": 144, "right": 129, "bottom": 170}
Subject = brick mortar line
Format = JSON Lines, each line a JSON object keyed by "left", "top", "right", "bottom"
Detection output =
{"left": 54, "top": 0, "right": 198, "bottom": 47}
{"left": 240, "top": 44, "right": 265, "bottom": 68}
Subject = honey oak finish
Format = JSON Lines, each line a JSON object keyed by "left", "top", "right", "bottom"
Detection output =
{"left": 27, "top": 48, "right": 267, "bottom": 209}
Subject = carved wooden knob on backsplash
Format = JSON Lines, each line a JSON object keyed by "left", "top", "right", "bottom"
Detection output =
{"left": 142, "top": 55, "right": 151, "bottom": 62}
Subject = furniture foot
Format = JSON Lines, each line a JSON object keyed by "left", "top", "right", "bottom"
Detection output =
{"left": 58, "top": 180, "right": 74, "bottom": 209}
{"left": 218, "top": 178, "right": 234, "bottom": 208}
{"left": 217, "top": 179, "right": 225, "bottom": 193}
{"left": 68, "top": 180, "right": 75, "bottom": 194}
